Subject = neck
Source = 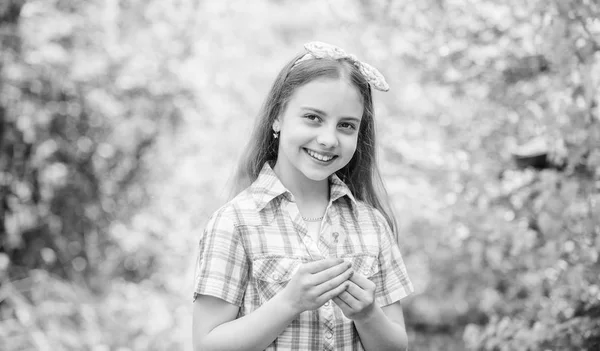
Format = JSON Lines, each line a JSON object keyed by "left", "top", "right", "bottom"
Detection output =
{"left": 272, "top": 162, "right": 329, "bottom": 207}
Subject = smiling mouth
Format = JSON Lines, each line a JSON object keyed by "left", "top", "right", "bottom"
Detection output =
{"left": 304, "top": 148, "right": 337, "bottom": 162}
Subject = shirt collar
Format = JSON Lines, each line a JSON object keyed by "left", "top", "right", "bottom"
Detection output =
{"left": 250, "top": 162, "right": 358, "bottom": 214}
{"left": 329, "top": 172, "right": 358, "bottom": 215}
{"left": 249, "top": 162, "right": 290, "bottom": 212}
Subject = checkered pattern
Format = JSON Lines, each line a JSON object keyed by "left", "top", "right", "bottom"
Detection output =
{"left": 193, "top": 163, "right": 413, "bottom": 350}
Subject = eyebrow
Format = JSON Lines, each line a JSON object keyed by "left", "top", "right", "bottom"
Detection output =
{"left": 301, "top": 107, "right": 361, "bottom": 123}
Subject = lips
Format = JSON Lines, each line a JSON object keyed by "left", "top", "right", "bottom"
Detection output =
{"left": 304, "top": 148, "right": 337, "bottom": 162}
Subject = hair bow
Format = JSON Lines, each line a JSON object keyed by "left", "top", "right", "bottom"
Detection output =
{"left": 293, "top": 41, "right": 390, "bottom": 92}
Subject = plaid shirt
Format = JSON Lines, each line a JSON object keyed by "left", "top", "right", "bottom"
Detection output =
{"left": 193, "top": 163, "right": 413, "bottom": 350}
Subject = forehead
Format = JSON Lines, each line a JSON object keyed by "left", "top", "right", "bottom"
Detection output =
{"left": 286, "top": 78, "right": 363, "bottom": 118}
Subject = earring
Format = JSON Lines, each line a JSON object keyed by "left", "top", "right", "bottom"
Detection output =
{"left": 273, "top": 129, "right": 280, "bottom": 139}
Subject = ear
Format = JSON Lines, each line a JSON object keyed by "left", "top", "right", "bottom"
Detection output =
{"left": 272, "top": 119, "right": 280, "bottom": 132}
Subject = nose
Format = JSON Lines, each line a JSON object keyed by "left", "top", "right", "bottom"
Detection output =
{"left": 316, "top": 126, "right": 339, "bottom": 148}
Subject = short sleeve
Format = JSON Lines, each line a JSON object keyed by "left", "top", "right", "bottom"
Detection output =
{"left": 371, "top": 211, "right": 414, "bottom": 307}
{"left": 193, "top": 211, "right": 249, "bottom": 305}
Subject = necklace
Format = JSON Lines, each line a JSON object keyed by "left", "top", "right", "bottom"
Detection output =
{"left": 302, "top": 215, "right": 323, "bottom": 222}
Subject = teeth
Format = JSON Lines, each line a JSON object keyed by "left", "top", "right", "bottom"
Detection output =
{"left": 306, "top": 149, "right": 334, "bottom": 162}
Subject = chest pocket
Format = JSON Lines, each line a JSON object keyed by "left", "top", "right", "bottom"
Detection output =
{"left": 252, "top": 257, "right": 302, "bottom": 302}
{"left": 341, "top": 253, "right": 380, "bottom": 278}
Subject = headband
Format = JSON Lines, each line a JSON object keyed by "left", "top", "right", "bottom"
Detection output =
{"left": 291, "top": 41, "right": 390, "bottom": 92}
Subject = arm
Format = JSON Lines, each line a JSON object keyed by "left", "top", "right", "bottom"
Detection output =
{"left": 333, "top": 274, "right": 408, "bottom": 351}
{"left": 192, "top": 293, "right": 298, "bottom": 351}
{"left": 353, "top": 301, "right": 408, "bottom": 351}
{"left": 193, "top": 259, "right": 354, "bottom": 351}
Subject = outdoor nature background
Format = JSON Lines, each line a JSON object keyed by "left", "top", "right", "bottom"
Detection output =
{"left": 1, "top": 0, "right": 600, "bottom": 350}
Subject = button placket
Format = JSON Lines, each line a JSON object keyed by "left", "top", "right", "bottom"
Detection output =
{"left": 320, "top": 240, "right": 337, "bottom": 351}
{"left": 323, "top": 324, "right": 335, "bottom": 351}
{"left": 332, "top": 231, "right": 339, "bottom": 243}
{"left": 320, "top": 303, "right": 333, "bottom": 320}
{"left": 316, "top": 221, "right": 334, "bottom": 258}
{"left": 328, "top": 207, "right": 346, "bottom": 256}
{"left": 286, "top": 201, "right": 322, "bottom": 259}
{"left": 326, "top": 222, "right": 343, "bottom": 258}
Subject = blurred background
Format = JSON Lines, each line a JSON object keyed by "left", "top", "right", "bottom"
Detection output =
{"left": 1, "top": 0, "right": 600, "bottom": 350}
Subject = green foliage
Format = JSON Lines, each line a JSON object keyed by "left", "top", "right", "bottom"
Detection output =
{"left": 1, "top": 0, "right": 187, "bottom": 283}
{"left": 360, "top": 0, "right": 600, "bottom": 349}
{"left": 1, "top": 0, "right": 196, "bottom": 348}
{"left": 0, "top": 270, "right": 183, "bottom": 350}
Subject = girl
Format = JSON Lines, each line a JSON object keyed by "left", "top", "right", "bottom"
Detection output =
{"left": 192, "top": 42, "right": 413, "bottom": 351}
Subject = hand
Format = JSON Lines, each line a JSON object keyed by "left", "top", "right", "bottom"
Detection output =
{"left": 332, "top": 272, "right": 376, "bottom": 321}
{"left": 280, "top": 258, "right": 353, "bottom": 314}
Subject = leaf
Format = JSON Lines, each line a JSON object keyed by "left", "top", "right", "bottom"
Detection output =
{"left": 538, "top": 211, "right": 563, "bottom": 239}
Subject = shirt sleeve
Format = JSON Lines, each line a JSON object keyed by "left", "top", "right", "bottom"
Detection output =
{"left": 193, "top": 210, "right": 249, "bottom": 306}
{"left": 371, "top": 210, "right": 414, "bottom": 307}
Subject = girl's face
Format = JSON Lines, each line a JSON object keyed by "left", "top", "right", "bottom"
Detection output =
{"left": 273, "top": 77, "right": 364, "bottom": 183}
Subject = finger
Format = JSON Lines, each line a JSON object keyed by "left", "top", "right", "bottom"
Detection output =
{"left": 344, "top": 280, "right": 368, "bottom": 302}
{"left": 318, "top": 280, "right": 349, "bottom": 303}
{"left": 349, "top": 272, "right": 372, "bottom": 289}
{"left": 314, "top": 266, "right": 354, "bottom": 296}
{"left": 333, "top": 296, "right": 352, "bottom": 311}
{"left": 312, "top": 260, "right": 352, "bottom": 284}
{"left": 304, "top": 258, "right": 344, "bottom": 274}
{"left": 337, "top": 290, "right": 361, "bottom": 310}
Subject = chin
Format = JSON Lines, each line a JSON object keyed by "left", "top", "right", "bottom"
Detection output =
{"left": 300, "top": 165, "right": 342, "bottom": 182}
{"left": 303, "top": 172, "right": 331, "bottom": 182}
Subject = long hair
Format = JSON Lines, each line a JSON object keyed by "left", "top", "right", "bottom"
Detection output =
{"left": 230, "top": 51, "right": 399, "bottom": 236}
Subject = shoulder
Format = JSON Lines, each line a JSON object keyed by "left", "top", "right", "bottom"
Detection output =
{"left": 205, "top": 188, "right": 265, "bottom": 229}
{"left": 352, "top": 200, "right": 388, "bottom": 228}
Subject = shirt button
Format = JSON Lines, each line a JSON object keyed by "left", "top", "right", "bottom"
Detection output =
{"left": 324, "top": 301, "right": 330, "bottom": 307}
{"left": 326, "top": 331, "right": 333, "bottom": 339}
{"left": 272, "top": 273, "right": 280, "bottom": 281}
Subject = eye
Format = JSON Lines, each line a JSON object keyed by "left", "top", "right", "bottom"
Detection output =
{"left": 339, "top": 122, "right": 357, "bottom": 130}
{"left": 303, "top": 113, "right": 322, "bottom": 122}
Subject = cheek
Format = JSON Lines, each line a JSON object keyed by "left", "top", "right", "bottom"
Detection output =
{"left": 346, "top": 136, "right": 359, "bottom": 155}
